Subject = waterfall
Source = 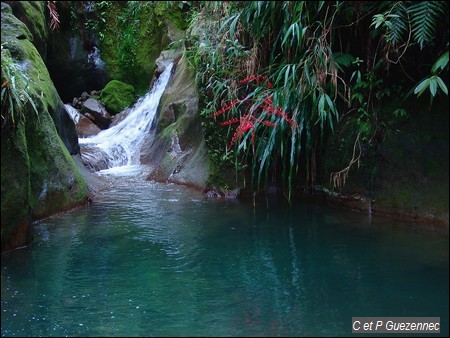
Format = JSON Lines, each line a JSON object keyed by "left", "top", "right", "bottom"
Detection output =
{"left": 65, "top": 104, "right": 81, "bottom": 124}
{"left": 87, "top": 46, "right": 106, "bottom": 70}
{"left": 79, "top": 62, "right": 173, "bottom": 177}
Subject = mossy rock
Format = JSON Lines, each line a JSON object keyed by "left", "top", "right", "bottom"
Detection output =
{"left": 100, "top": 80, "right": 136, "bottom": 114}
{"left": 1, "top": 123, "right": 32, "bottom": 251}
{"left": 1, "top": 3, "right": 88, "bottom": 251}
{"left": 142, "top": 53, "right": 210, "bottom": 190}
{"left": 0, "top": 2, "right": 33, "bottom": 41}
{"left": 4, "top": 1, "right": 48, "bottom": 60}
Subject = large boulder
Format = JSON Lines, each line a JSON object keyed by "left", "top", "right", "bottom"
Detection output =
{"left": 1, "top": 3, "right": 88, "bottom": 251}
{"left": 143, "top": 52, "right": 210, "bottom": 191}
{"left": 100, "top": 80, "right": 136, "bottom": 114}
{"left": 2, "top": 2, "right": 80, "bottom": 155}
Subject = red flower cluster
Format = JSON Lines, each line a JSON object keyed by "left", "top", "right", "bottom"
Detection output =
{"left": 220, "top": 113, "right": 280, "bottom": 150}
{"left": 261, "top": 96, "right": 295, "bottom": 127}
{"left": 227, "top": 115, "right": 258, "bottom": 150}
{"left": 239, "top": 75, "right": 273, "bottom": 88}
{"left": 239, "top": 75, "right": 267, "bottom": 85}
{"left": 211, "top": 99, "right": 240, "bottom": 117}
{"left": 219, "top": 117, "right": 239, "bottom": 126}
{"left": 211, "top": 74, "right": 295, "bottom": 151}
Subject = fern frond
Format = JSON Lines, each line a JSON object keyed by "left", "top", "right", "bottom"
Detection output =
{"left": 387, "top": 3, "right": 408, "bottom": 45}
{"left": 409, "top": 1, "right": 446, "bottom": 49}
{"left": 371, "top": 2, "right": 408, "bottom": 46}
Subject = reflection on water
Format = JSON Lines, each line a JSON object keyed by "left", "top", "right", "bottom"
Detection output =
{"left": 1, "top": 180, "right": 448, "bottom": 336}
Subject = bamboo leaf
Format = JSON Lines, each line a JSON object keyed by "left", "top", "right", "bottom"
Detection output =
{"left": 429, "top": 77, "right": 437, "bottom": 97}
{"left": 318, "top": 93, "right": 325, "bottom": 115}
{"left": 431, "top": 51, "right": 449, "bottom": 73}
{"left": 435, "top": 76, "right": 448, "bottom": 95}
{"left": 282, "top": 23, "right": 295, "bottom": 47}
{"left": 284, "top": 64, "right": 291, "bottom": 87}
{"left": 414, "top": 78, "right": 430, "bottom": 97}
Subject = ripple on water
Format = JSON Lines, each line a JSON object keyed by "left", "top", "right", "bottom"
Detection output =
{"left": 1, "top": 179, "right": 448, "bottom": 337}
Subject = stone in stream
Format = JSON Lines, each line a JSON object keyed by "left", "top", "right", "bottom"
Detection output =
{"left": 81, "top": 98, "right": 112, "bottom": 130}
{"left": 65, "top": 105, "right": 101, "bottom": 137}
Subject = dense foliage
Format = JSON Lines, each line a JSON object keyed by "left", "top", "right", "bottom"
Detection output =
{"left": 179, "top": 1, "right": 448, "bottom": 200}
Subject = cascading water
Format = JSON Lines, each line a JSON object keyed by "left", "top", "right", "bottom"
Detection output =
{"left": 79, "top": 62, "right": 173, "bottom": 177}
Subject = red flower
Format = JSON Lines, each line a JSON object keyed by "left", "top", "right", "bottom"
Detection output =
{"left": 228, "top": 115, "right": 255, "bottom": 150}
{"left": 220, "top": 117, "right": 240, "bottom": 126}
{"left": 211, "top": 99, "right": 240, "bottom": 117}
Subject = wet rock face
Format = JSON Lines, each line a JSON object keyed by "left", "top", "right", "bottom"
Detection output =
{"left": 321, "top": 96, "right": 449, "bottom": 227}
{"left": 78, "top": 145, "right": 112, "bottom": 172}
{"left": 142, "top": 52, "right": 210, "bottom": 191}
{"left": 1, "top": 2, "right": 88, "bottom": 251}
{"left": 76, "top": 115, "right": 102, "bottom": 137}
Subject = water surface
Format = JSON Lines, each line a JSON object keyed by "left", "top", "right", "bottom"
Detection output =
{"left": 1, "top": 179, "right": 448, "bottom": 336}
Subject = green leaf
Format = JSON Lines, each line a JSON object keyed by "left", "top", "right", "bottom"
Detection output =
{"left": 414, "top": 78, "right": 430, "bottom": 97}
{"left": 409, "top": 1, "right": 446, "bottom": 49}
{"left": 393, "top": 108, "right": 408, "bottom": 118}
{"left": 429, "top": 77, "right": 437, "bottom": 97}
{"left": 284, "top": 64, "right": 291, "bottom": 87}
{"left": 333, "top": 53, "right": 355, "bottom": 68}
{"left": 371, "top": 14, "right": 385, "bottom": 29}
{"left": 435, "top": 76, "right": 448, "bottom": 95}
{"left": 431, "top": 51, "right": 449, "bottom": 73}
{"left": 318, "top": 93, "right": 325, "bottom": 114}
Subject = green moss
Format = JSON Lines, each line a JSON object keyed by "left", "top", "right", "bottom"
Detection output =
{"left": 168, "top": 8, "right": 188, "bottom": 31}
{"left": 100, "top": 80, "right": 136, "bottom": 113}
{"left": 154, "top": 2, "right": 188, "bottom": 31}
{"left": 161, "top": 123, "right": 177, "bottom": 140}
{"left": 6, "top": 1, "right": 48, "bottom": 58}
{"left": 27, "top": 112, "right": 88, "bottom": 218}
{"left": 97, "top": 1, "right": 184, "bottom": 94}
{"left": 2, "top": 2, "right": 79, "bottom": 149}
{"left": 1, "top": 3, "right": 33, "bottom": 41}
